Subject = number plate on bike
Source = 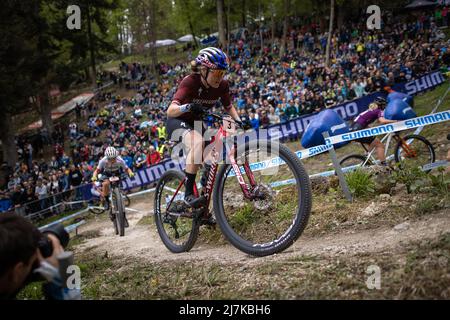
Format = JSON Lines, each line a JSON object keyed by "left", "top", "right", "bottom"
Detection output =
{"left": 109, "top": 176, "right": 120, "bottom": 182}
{"left": 223, "top": 115, "right": 236, "bottom": 134}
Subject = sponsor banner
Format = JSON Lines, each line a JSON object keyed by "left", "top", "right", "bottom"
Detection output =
{"left": 121, "top": 158, "right": 185, "bottom": 191}
{"left": 422, "top": 160, "right": 449, "bottom": 172}
{"left": 325, "top": 110, "right": 450, "bottom": 145}
{"left": 257, "top": 71, "right": 445, "bottom": 141}
{"left": 122, "top": 71, "right": 445, "bottom": 189}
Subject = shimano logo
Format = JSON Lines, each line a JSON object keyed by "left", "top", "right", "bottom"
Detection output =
{"left": 405, "top": 111, "right": 450, "bottom": 129}
{"left": 342, "top": 124, "right": 394, "bottom": 141}
{"left": 330, "top": 123, "right": 347, "bottom": 133}
{"left": 308, "top": 144, "right": 332, "bottom": 157}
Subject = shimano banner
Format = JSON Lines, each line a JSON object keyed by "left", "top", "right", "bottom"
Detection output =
{"left": 121, "top": 159, "right": 185, "bottom": 191}
{"left": 121, "top": 71, "right": 445, "bottom": 189}
{"left": 261, "top": 70, "right": 446, "bottom": 140}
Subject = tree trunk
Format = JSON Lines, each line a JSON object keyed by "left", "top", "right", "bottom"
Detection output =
{"left": 242, "top": 0, "right": 246, "bottom": 28}
{"left": 183, "top": 0, "right": 199, "bottom": 49}
{"left": 40, "top": 92, "right": 54, "bottom": 140}
{"left": 86, "top": 2, "right": 97, "bottom": 86}
{"left": 227, "top": 0, "right": 231, "bottom": 54}
{"left": 279, "top": 0, "right": 290, "bottom": 58}
{"left": 147, "top": 0, "right": 159, "bottom": 83}
{"left": 271, "top": 4, "right": 275, "bottom": 51}
{"left": 337, "top": 1, "right": 346, "bottom": 30}
{"left": 325, "top": 0, "right": 335, "bottom": 67}
{"left": 259, "top": 0, "right": 263, "bottom": 51}
{"left": 217, "top": 0, "right": 227, "bottom": 49}
{"left": 0, "top": 111, "right": 17, "bottom": 167}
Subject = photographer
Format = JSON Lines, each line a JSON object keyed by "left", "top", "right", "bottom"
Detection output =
{"left": 0, "top": 213, "right": 80, "bottom": 300}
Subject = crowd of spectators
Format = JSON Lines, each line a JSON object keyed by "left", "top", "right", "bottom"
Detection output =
{"left": 1, "top": 7, "right": 449, "bottom": 215}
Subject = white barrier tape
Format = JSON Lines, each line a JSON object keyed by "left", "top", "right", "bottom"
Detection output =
{"left": 325, "top": 110, "right": 450, "bottom": 146}
{"left": 27, "top": 203, "right": 65, "bottom": 220}
{"left": 126, "top": 188, "right": 155, "bottom": 198}
{"left": 63, "top": 200, "right": 88, "bottom": 205}
{"left": 422, "top": 160, "right": 449, "bottom": 171}
{"left": 87, "top": 206, "right": 104, "bottom": 210}
{"left": 38, "top": 208, "right": 90, "bottom": 230}
{"left": 65, "top": 220, "right": 86, "bottom": 233}
{"left": 227, "top": 144, "right": 333, "bottom": 177}
{"left": 310, "top": 164, "right": 362, "bottom": 178}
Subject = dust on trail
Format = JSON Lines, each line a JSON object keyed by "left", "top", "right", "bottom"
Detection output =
{"left": 75, "top": 197, "right": 450, "bottom": 266}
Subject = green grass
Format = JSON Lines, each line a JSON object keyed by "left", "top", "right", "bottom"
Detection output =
{"left": 345, "top": 169, "right": 376, "bottom": 198}
{"left": 414, "top": 80, "right": 450, "bottom": 116}
{"left": 101, "top": 45, "right": 190, "bottom": 71}
{"left": 229, "top": 203, "right": 257, "bottom": 232}
{"left": 44, "top": 232, "right": 448, "bottom": 299}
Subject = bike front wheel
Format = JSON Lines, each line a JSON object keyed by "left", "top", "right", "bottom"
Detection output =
{"left": 339, "top": 154, "right": 373, "bottom": 169}
{"left": 394, "top": 134, "right": 435, "bottom": 172}
{"left": 113, "top": 188, "right": 126, "bottom": 236}
{"left": 154, "top": 170, "right": 200, "bottom": 253}
{"left": 213, "top": 139, "right": 312, "bottom": 257}
{"left": 89, "top": 198, "right": 105, "bottom": 215}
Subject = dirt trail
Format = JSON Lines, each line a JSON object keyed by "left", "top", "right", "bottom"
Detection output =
{"left": 75, "top": 197, "right": 450, "bottom": 266}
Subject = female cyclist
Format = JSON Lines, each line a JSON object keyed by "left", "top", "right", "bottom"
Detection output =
{"left": 166, "top": 47, "right": 251, "bottom": 207}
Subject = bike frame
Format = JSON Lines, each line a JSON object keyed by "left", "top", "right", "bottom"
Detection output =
{"left": 358, "top": 132, "right": 415, "bottom": 166}
{"left": 166, "top": 118, "right": 257, "bottom": 218}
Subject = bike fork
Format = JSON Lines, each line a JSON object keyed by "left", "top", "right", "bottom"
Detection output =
{"left": 396, "top": 136, "right": 417, "bottom": 158}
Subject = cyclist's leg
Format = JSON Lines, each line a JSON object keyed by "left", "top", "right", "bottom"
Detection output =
{"left": 102, "top": 179, "right": 111, "bottom": 209}
{"left": 167, "top": 117, "right": 205, "bottom": 204}
{"left": 183, "top": 129, "right": 205, "bottom": 198}
{"left": 369, "top": 138, "right": 386, "bottom": 165}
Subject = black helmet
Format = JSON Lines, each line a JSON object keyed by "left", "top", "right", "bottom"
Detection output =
{"left": 375, "top": 96, "right": 387, "bottom": 108}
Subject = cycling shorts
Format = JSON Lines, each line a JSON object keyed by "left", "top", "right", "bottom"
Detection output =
{"left": 350, "top": 122, "right": 376, "bottom": 144}
{"left": 166, "top": 117, "right": 206, "bottom": 143}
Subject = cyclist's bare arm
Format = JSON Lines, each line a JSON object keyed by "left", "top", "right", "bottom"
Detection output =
{"left": 225, "top": 104, "right": 240, "bottom": 121}
{"left": 167, "top": 101, "right": 185, "bottom": 118}
{"left": 378, "top": 117, "right": 397, "bottom": 124}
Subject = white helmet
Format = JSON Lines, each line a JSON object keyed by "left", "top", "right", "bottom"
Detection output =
{"left": 105, "top": 146, "right": 119, "bottom": 159}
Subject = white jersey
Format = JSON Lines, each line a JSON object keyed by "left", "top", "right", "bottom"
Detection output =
{"left": 97, "top": 156, "right": 129, "bottom": 173}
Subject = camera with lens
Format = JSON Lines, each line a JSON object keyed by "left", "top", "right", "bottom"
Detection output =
{"left": 37, "top": 223, "right": 70, "bottom": 258}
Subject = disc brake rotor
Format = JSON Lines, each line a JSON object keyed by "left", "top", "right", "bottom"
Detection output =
{"left": 252, "top": 184, "right": 275, "bottom": 210}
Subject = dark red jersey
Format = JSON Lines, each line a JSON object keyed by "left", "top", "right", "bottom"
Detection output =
{"left": 171, "top": 73, "right": 232, "bottom": 123}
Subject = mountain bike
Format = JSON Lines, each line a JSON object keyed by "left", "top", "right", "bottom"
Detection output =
{"left": 339, "top": 131, "right": 435, "bottom": 172}
{"left": 98, "top": 173, "right": 130, "bottom": 236}
{"left": 89, "top": 181, "right": 131, "bottom": 215}
{"left": 154, "top": 113, "right": 312, "bottom": 257}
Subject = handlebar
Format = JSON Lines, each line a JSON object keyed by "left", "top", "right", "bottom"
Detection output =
{"left": 98, "top": 173, "right": 130, "bottom": 182}
{"left": 202, "top": 112, "right": 244, "bottom": 128}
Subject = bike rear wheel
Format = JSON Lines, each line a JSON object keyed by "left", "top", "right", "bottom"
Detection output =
{"left": 394, "top": 134, "right": 435, "bottom": 172}
{"left": 113, "top": 188, "right": 126, "bottom": 236}
{"left": 213, "top": 139, "right": 312, "bottom": 257}
{"left": 89, "top": 198, "right": 105, "bottom": 215}
{"left": 124, "top": 194, "right": 131, "bottom": 207}
{"left": 154, "top": 170, "right": 200, "bottom": 253}
{"left": 339, "top": 154, "right": 373, "bottom": 169}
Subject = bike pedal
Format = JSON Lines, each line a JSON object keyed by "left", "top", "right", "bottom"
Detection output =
{"left": 186, "top": 195, "right": 207, "bottom": 209}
